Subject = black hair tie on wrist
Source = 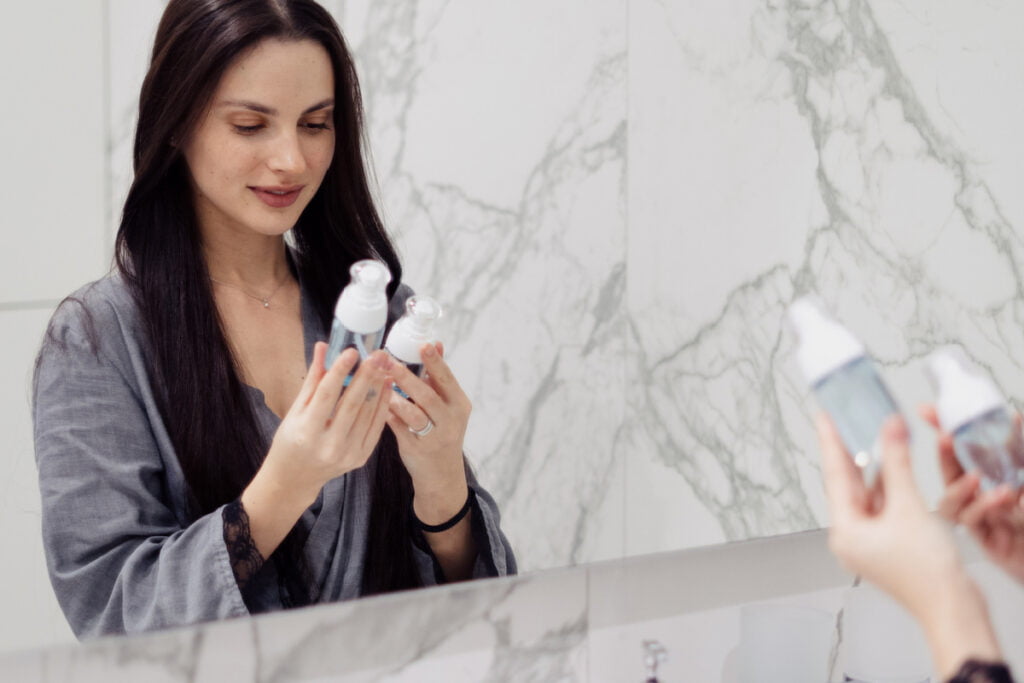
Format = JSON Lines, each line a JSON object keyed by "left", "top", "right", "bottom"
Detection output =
{"left": 414, "top": 489, "right": 473, "bottom": 533}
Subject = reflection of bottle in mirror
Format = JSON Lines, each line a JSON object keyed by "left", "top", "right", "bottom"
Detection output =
{"left": 325, "top": 259, "right": 392, "bottom": 375}
{"left": 385, "top": 295, "right": 443, "bottom": 378}
{"left": 788, "top": 297, "right": 903, "bottom": 487}
{"left": 927, "top": 348, "right": 1024, "bottom": 491}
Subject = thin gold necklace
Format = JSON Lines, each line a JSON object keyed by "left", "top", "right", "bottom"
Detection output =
{"left": 210, "top": 275, "right": 290, "bottom": 309}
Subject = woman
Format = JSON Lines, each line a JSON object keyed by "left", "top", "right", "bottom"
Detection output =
{"left": 818, "top": 412, "right": 1016, "bottom": 681}
{"left": 33, "top": 0, "right": 515, "bottom": 639}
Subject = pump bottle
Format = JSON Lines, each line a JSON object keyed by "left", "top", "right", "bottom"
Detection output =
{"left": 384, "top": 295, "right": 443, "bottom": 378}
{"left": 325, "top": 259, "right": 392, "bottom": 372}
{"left": 788, "top": 297, "right": 903, "bottom": 487}
{"left": 927, "top": 348, "right": 1024, "bottom": 491}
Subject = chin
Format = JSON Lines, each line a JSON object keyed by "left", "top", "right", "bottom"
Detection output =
{"left": 246, "top": 210, "right": 305, "bottom": 237}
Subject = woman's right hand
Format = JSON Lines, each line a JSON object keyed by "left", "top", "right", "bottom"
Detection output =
{"left": 920, "top": 404, "right": 1024, "bottom": 586}
{"left": 264, "top": 342, "right": 394, "bottom": 503}
{"left": 240, "top": 342, "right": 393, "bottom": 559}
{"left": 817, "top": 414, "right": 1003, "bottom": 678}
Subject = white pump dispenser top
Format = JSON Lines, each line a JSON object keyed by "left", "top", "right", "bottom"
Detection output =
{"left": 927, "top": 348, "right": 1005, "bottom": 434}
{"left": 788, "top": 297, "right": 866, "bottom": 386}
{"left": 334, "top": 260, "right": 391, "bottom": 335}
{"left": 386, "top": 296, "right": 443, "bottom": 365}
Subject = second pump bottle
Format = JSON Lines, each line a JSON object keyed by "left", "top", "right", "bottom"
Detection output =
{"left": 789, "top": 297, "right": 1024, "bottom": 491}
{"left": 326, "top": 259, "right": 444, "bottom": 384}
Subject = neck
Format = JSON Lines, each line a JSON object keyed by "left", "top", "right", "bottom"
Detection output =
{"left": 203, "top": 230, "right": 292, "bottom": 289}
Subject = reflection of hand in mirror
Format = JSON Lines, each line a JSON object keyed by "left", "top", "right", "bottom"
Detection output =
{"left": 387, "top": 341, "right": 477, "bottom": 582}
{"left": 243, "top": 345, "right": 392, "bottom": 561}
{"left": 816, "top": 414, "right": 1003, "bottom": 679}
{"left": 920, "top": 404, "right": 1024, "bottom": 585}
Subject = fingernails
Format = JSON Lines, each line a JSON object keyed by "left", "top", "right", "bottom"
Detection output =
{"left": 422, "top": 344, "right": 436, "bottom": 358}
{"left": 373, "top": 352, "right": 392, "bottom": 371}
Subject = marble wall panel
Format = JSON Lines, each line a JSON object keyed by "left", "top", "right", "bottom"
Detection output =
{"left": 625, "top": 0, "right": 1024, "bottom": 554}
{"left": 336, "top": 0, "right": 629, "bottom": 572}
{"left": 98, "top": 0, "right": 1024, "bottom": 576}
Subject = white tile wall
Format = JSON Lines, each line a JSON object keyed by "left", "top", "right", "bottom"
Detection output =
{"left": 0, "top": 0, "right": 109, "bottom": 656}
{"left": 0, "top": 308, "right": 75, "bottom": 653}
{"left": 106, "top": 0, "right": 167, "bottom": 249}
{"left": 0, "top": 2, "right": 109, "bottom": 304}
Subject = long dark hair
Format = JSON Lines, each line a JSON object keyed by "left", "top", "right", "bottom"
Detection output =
{"left": 116, "top": 0, "right": 419, "bottom": 603}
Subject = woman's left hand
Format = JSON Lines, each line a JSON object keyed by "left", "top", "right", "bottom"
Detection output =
{"left": 387, "top": 342, "right": 472, "bottom": 525}
{"left": 919, "top": 404, "right": 1024, "bottom": 586}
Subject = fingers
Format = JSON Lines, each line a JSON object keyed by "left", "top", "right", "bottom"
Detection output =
{"left": 306, "top": 347, "right": 360, "bottom": 420}
{"left": 293, "top": 342, "right": 328, "bottom": 409}
{"left": 817, "top": 413, "right": 867, "bottom": 523}
{"left": 388, "top": 391, "right": 429, "bottom": 431}
{"left": 389, "top": 359, "right": 445, "bottom": 418}
{"left": 918, "top": 404, "right": 965, "bottom": 484}
{"left": 959, "top": 489, "right": 1012, "bottom": 551}
{"left": 936, "top": 433, "right": 965, "bottom": 486}
{"left": 419, "top": 342, "right": 468, "bottom": 406}
{"left": 937, "top": 473, "right": 981, "bottom": 521}
{"left": 878, "top": 416, "right": 922, "bottom": 507}
{"left": 386, "top": 413, "right": 415, "bottom": 451}
{"left": 330, "top": 351, "right": 391, "bottom": 429}
{"left": 358, "top": 371, "right": 394, "bottom": 453}
{"left": 962, "top": 486, "right": 1016, "bottom": 527}
{"left": 918, "top": 403, "right": 940, "bottom": 430}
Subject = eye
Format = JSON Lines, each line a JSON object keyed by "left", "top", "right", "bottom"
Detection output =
{"left": 233, "top": 124, "right": 264, "bottom": 135}
{"left": 302, "top": 122, "right": 332, "bottom": 132}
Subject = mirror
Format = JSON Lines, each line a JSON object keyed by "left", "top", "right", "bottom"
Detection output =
{"left": 4, "top": 0, "right": 1022, "bottom": 653}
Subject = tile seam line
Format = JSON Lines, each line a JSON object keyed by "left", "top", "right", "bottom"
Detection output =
{"left": 102, "top": 0, "right": 114, "bottom": 264}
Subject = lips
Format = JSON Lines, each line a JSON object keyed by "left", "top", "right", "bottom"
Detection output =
{"left": 250, "top": 185, "right": 304, "bottom": 208}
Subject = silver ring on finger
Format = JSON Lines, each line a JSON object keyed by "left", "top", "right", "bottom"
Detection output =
{"left": 409, "top": 418, "right": 435, "bottom": 438}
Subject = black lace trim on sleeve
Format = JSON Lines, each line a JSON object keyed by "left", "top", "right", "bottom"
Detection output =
{"left": 222, "top": 500, "right": 265, "bottom": 594}
{"left": 948, "top": 660, "right": 1015, "bottom": 683}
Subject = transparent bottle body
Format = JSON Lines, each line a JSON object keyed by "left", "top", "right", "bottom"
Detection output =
{"left": 952, "top": 407, "right": 1024, "bottom": 491}
{"left": 812, "top": 356, "right": 901, "bottom": 486}
{"left": 325, "top": 318, "right": 384, "bottom": 379}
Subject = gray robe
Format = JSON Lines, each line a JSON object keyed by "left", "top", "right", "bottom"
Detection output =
{"left": 32, "top": 271, "right": 516, "bottom": 639}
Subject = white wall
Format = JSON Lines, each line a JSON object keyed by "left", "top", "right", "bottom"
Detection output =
{"left": 0, "top": 1, "right": 110, "bottom": 652}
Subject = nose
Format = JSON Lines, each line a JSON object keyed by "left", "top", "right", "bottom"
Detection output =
{"left": 266, "top": 130, "right": 307, "bottom": 175}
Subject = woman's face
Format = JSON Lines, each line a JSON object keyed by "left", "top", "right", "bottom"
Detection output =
{"left": 184, "top": 38, "right": 336, "bottom": 240}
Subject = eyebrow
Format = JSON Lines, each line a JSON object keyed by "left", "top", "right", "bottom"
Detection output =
{"left": 218, "top": 99, "right": 335, "bottom": 115}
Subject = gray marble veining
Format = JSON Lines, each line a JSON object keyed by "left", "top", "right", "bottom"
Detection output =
{"left": 98, "top": 0, "right": 1024, "bottom": 573}
{"left": 338, "top": 0, "right": 629, "bottom": 571}
{"left": 624, "top": 0, "right": 1024, "bottom": 555}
